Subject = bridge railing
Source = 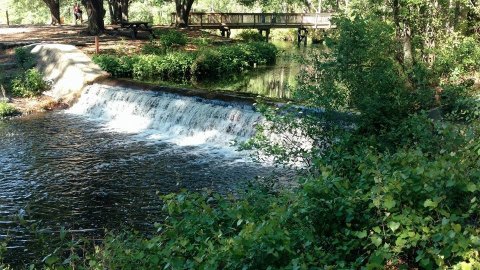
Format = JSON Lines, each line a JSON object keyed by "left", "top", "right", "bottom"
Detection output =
{"left": 171, "top": 12, "right": 334, "bottom": 29}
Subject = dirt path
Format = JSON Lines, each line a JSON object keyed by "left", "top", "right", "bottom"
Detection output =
{"left": 0, "top": 25, "right": 155, "bottom": 54}
{"left": 0, "top": 24, "right": 229, "bottom": 54}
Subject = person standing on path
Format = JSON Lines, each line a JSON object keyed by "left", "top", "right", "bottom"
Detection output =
{"left": 73, "top": 3, "right": 83, "bottom": 25}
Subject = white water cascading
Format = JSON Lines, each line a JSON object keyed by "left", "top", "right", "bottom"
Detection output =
{"left": 68, "top": 84, "right": 263, "bottom": 149}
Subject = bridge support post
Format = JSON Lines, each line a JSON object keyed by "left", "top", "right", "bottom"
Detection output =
{"left": 297, "top": 28, "right": 308, "bottom": 47}
{"left": 258, "top": 28, "right": 270, "bottom": 42}
{"left": 220, "top": 28, "right": 231, "bottom": 38}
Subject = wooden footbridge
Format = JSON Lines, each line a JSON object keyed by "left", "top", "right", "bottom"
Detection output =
{"left": 171, "top": 12, "right": 334, "bottom": 45}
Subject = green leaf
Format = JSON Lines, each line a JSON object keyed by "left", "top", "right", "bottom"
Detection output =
{"left": 383, "top": 196, "right": 396, "bottom": 210}
{"left": 356, "top": 230, "right": 367, "bottom": 239}
{"left": 466, "top": 183, "right": 477, "bottom": 192}
{"left": 388, "top": 221, "right": 400, "bottom": 232}
{"left": 453, "top": 223, "right": 462, "bottom": 233}
{"left": 423, "top": 199, "right": 438, "bottom": 208}
{"left": 43, "top": 254, "right": 60, "bottom": 266}
{"left": 371, "top": 235, "right": 382, "bottom": 247}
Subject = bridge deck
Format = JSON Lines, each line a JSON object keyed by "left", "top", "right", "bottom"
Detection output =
{"left": 172, "top": 13, "right": 334, "bottom": 29}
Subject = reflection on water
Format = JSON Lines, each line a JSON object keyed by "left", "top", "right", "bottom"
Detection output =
{"left": 198, "top": 42, "right": 323, "bottom": 99}
{"left": 0, "top": 112, "right": 281, "bottom": 265}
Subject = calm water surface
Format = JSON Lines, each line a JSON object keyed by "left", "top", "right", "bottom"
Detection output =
{"left": 198, "top": 42, "right": 319, "bottom": 99}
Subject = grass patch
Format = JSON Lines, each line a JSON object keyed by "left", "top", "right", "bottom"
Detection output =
{"left": 0, "top": 102, "right": 19, "bottom": 117}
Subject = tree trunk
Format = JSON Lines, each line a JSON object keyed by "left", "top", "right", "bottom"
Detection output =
{"left": 302, "top": 0, "right": 313, "bottom": 12}
{"left": 402, "top": 22, "right": 413, "bottom": 66}
{"left": 392, "top": 0, "right": 404, "bottom": 63}
{"left": 83, "top": 0, "right": 105, "bottom": 35}
{"left": 121, "top": 0, "right": 129, "bottom": 22}
{"left": 453, "top": 0, "right": 460, "bottom": 31}
{"left": 175, "top": 0, "right": 195, "bottom": 27}
{"left": 467, "top": 0, "right": 479, "bottom": 35}
{"left": 42, "top": 0, "right": 61, "bottom": 25}
{"left": 108, "top": 0, "right": 119, "bottom": 24}
{"left": 108, "top": 0, "right": 130, "bottom": 24}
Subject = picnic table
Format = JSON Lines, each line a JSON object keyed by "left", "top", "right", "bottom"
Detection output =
{"left": 114, "top": 21, "right": 154, "bottom": 39}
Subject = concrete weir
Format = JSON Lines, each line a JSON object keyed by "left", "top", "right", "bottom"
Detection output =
{"left": 29, "top": 44, "right": 108, "bottom": 100}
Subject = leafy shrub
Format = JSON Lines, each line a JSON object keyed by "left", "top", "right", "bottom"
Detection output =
{"left": 0, "top": 102, "right": 19, "bottom": 117}
{"left": 302, "top": 125, "right": 480, "bottom": 268}
{"left": 10, "top": 68, "right": 49, "bottom": 97}
{"left": 133, "top": 52, "right": 195, "bottom": 82}
{"left": 161, "top": 52, "right": 196, "bottom": 82}
{"left": 192, "top": 42, "right": 277, "bottom": 80}
{"left": 82, "top": 117, "right": 480, "bottom": 269}
{"left": 190, "top": 37, "right": 212, "bottom": 47}
{"left": 14, "top": 47, "right": 35, "bottom": 70}
{"left": 142, "top": 30, "right": 188, "bottom": 55}
{"left": 87, "top": 189, "right": 319, "bottom": 269}
{"left": 191, "top": 49, "right": 224, "bottom": 79}
{"left": 131, "top": 54, "right": 160, "bottom": 80}
{"left": 435, "top": 36, "right": 480, "bottom": 80}
{"left": 154, "top": 29, "right": 187, "bottom": 48}
{"left": 237, "top": 30, "right": 265, "bottom": 42}
{"left": 94, "top": 43, "right": 277, "bottom": 83}
{"left": 441, "top": 82, "right": 480, "bottom": 122}
{"left": 239, "top": 42, "right": 277, "bottom": 65}
{"left": 93, "top": 54, "right": 139, "bottom": 78}
{"left": 295, "top": 16, "right": 427, "bottom": 132}
{"left": 141, "top": 42, "right": 166, "bottom": 55}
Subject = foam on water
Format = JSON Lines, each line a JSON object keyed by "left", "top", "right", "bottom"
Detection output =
{"left": 68, "top": 84, "right": 263, "bottom": 154}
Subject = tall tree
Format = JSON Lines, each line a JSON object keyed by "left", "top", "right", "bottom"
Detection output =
{"left": 107, "top": 0, "right": 132, "bottom": 24}
{"left": 175, "top": 0, "right": 195, "bottom": 27}
{"left": 42, "top": 0, "right": 61, "bottom": 25}
{"left": 82, "top": 0, "right": 105, "bottom": 34}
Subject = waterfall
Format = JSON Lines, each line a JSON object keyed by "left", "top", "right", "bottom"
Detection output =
{"left": 68, "top": 84, "right": 263, "bottom": 149}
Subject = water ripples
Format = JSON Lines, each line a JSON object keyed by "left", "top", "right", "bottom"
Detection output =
{"left": 0, "top": 112, "right": 276, "bottom": 265}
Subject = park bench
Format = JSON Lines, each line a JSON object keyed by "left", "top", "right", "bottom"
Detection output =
{"left": 113, "top": 21, "right": 155, "bottom": 39}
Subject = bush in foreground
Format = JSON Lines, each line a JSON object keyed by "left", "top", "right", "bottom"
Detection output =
{"left": 80, "top": 115, "right": 480, "bottom": 269}
{"left": 10, "top": 68, "right": 49, "bottom": 98}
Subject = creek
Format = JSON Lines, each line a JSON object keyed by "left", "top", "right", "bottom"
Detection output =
{"left": 0, "top": 84, "right": 291, "bottom": 264}
{"left": 0, "top": 42, "right": 310, "bottom": 264}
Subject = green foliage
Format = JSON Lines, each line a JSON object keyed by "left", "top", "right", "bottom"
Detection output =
{"left": 237, "top": 30, "right": 265, "bottom": 42}
{"left": 190, "top": 37, "right": 212, "bottom": 47}
{"left": 154, "top": 29, "right": 188, "bottom": 48}
{"left": 434, "top": 36, "right": 480, "bottom": 81}
{"left": 86, "top": 189, "right": 320, "bottom": 269}
{"left": 15, "top": 47, "right": 35, "bottom": 70}
{"left": 440, "top": 82, "right": 480, "bottom": 123}
{"left": 192, "top": 42, "right": 277, "bottom": 80}
{"left": 300, "top": 119, "right": 480, "bottom": 268}
{"left": 141, "top": 30, "right": 188, "bottom": 56}
{"left": 80, "top": 116, "right": 480, "bottom": 269}
{"left": 94, "top": 42, "right": 277, "bottom": 83}
{"left": 92, "top": 54, "right": 139, "bottom": 78}
{"left": 295, "top": 16, "right": 435, "bottom": 132}
{"left": 133, "top": 52, "right": 196, "bottom": 83}
{"left": 10, "top": 68, "right": 49, "bottom": 98}
{"left": 0, "top": 102, "right": 19, "bottom": 117}
{"left": 141, "top": 42, "right": 166, "bottom": 55}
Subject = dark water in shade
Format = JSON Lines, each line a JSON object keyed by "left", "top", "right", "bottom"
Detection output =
{"left": 197, "top": 42, "right": 314, "bottom": 99}
{"left": 0, "top": 112, "right": 278, "bottom": 264}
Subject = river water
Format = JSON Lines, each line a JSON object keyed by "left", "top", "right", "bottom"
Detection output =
{"left": 197, "top": 41, "right": 311, "bottom": 99}
{"left": 0, "top": 41, "right": 312, "bottom": 264}
{"left": 0, "top": 84, "right": 287, "bottom": 264}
